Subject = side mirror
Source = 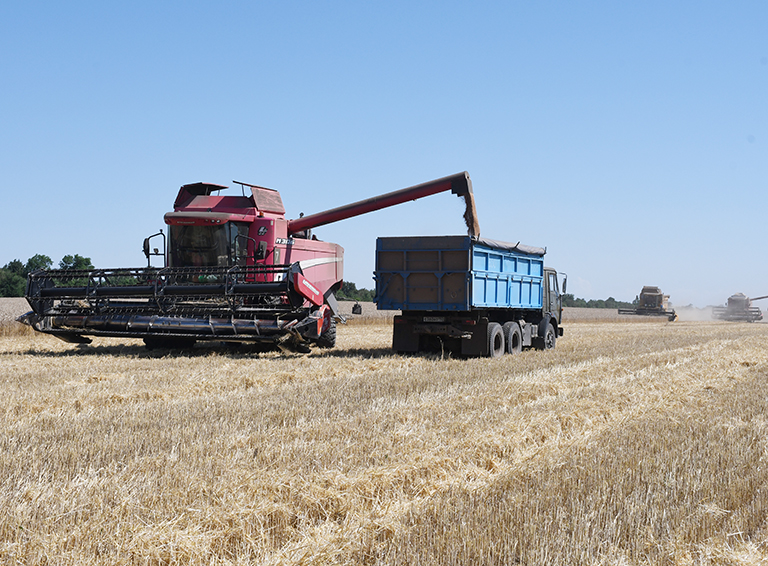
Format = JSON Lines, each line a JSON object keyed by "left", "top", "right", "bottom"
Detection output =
{"left": 256, "top": 241, "right": 268, "bottom": 260}
{"left": 142, "top": 230, "right": 166, "bottom": 267}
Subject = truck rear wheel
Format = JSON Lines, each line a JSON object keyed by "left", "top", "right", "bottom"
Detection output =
{"left": 503, "top": 322, "right": 522, "bottom": 354}
{"left": 534, "top": 322, "right": 556, "bottom": 350}
{"left": 487, "top": 322, "right": 505, "bottom": 358}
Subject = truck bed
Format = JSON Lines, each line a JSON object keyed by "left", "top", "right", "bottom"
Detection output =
{"left": 374, "top": 236, "right": 545, "bottom": 312}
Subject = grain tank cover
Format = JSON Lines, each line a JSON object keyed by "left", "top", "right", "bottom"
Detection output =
{"left": 641, "top": 286, "right": 662, "bottom": 296}
{"left": 249, "top": 185, "right": 285, "bottom": 215}
{"left": 172, "top": 182, "right": 286, "bottom": 216}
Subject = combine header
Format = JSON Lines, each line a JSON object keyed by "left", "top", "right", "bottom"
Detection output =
{"left": 712, "top": 293, "right": 767, "bottom": 322}
{"left": 617, "top": 286, "right": 677, "bottom": 321}
{"left": 18, "top": 172, "right": 479, "bottom": 352}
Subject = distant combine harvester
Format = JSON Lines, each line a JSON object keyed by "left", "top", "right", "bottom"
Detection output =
{"left": 618, "top": 286, "right": 677, "bottom": 322}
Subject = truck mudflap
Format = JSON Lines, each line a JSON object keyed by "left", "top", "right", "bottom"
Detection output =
{"left": 19, "top": 263, "right": 336, "bottom": 349}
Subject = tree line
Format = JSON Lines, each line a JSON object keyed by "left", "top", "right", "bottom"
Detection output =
{"left": 336, "top": 281, "right": 375, "bottom": 302}
{"left": 0, "top": 254, "right": 93, "bottom": 297}
{"left": 562, "top": 294, "right": 636, "bottom": 309}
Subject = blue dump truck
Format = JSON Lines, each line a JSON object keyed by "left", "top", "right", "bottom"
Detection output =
{"left": 374, "top": 236, "right": 566, "bottom": 357}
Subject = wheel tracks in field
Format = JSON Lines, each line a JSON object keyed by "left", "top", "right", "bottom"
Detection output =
{"left": 462, "top": 337, "right": 760, "bottom": 465}
{"left": 265, "top": 335, "right": 768, "bottom": 560}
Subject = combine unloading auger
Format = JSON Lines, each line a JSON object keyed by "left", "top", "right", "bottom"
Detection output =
{"left": 18, "top": 172, "right": 480, "bottom": 352}
{"left": 287, "top": 172, "right": 479, "bottom": 238}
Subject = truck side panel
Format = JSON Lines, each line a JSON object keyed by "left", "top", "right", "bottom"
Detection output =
{"left": 471, "top": 245, "right": 543, "bottom": 310}
{"left": 375, "top": 236, "right": 471, "bottom": 311}
{"left": 375, "top": 236, "right": 544, "bottom": 312}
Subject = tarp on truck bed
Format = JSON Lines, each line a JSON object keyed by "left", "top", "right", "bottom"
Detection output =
{"left": 474, "top": 237, "right": 546, "bottom": 257}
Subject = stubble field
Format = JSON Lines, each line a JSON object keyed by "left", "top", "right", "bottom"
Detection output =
{"left": 1, "top": 306, "right": 768, "bottom": 565}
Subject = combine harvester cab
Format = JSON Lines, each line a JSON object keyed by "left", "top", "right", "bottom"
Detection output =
{"left": 712, "top": 293, "right": 767, "bottom": 322}
{"left": 19, "top": 173, "right": 479, "bottom": 352}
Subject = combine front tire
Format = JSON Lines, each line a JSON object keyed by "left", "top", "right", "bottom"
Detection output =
{"left": 316, "top": 318, "right": 337, "bottom": 348}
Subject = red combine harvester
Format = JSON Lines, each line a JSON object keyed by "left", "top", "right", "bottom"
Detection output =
{"left": 19, "top": 173, "right": 479, "bottom": 352}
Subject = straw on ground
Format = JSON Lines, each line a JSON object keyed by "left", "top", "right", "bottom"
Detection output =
{"left": 1, "top": 318, "right": 767, "bottom": 565}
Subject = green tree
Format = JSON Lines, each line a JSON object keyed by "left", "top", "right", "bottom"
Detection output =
{"left": 5, "top": 259, "right": 24, "bottom": 275}
{"left": 59, "top": 254, "right": 94, "bottom": 270}
{"left": 563, "top": 293, "right": 634, "bottom": 309}
{"left": 0, "top": 265, "right": 25, "bottom": 297}
{"left": 0, "top": 253, "right": 91, "bottom": 297}
{"left": 25, "top": 254, "right": 52, "bottom": 274}
{"left": 337, "top": 281, "right": 375, "bottom": 302}
{"left": 562, "top": 293, "right": 588, "bottom": 308}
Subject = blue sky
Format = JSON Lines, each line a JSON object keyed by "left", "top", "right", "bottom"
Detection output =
{"left": 1, "top": 1, "right": 766, "bottom": 307}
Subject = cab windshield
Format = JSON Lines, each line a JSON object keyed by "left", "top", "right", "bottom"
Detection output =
{"left": 169, "top": 222, "right": 250, "bottom": 267}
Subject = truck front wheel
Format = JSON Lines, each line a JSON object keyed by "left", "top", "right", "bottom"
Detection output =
{"left": 534, "top": 322, "right": 557, "bottom": 350}
{"left": 487, "top": 322, "right": 505, "bottom": 357}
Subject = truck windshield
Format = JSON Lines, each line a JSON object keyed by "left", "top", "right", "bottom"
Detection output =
{"left": 170, "top": 222, "right": 250, "bottom": 267}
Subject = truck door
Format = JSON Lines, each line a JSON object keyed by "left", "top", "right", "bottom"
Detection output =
{"left": 547, "top": 270, "right": 560, "bottom": 316}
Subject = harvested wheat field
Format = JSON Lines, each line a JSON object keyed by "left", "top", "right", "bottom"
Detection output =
{"left": 2, "top": 314, "right": 768, "bottom": 565}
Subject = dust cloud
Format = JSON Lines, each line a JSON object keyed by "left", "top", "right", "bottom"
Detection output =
{"left": 674, "top": 306, "right": 716, "bottom": 322}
